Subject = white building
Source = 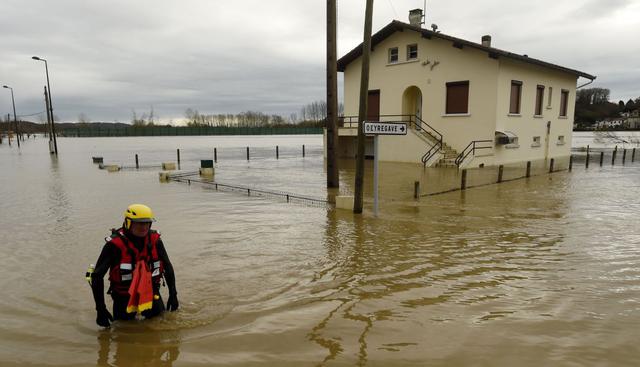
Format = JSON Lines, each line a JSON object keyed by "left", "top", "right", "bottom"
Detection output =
{"left": 330, "top": 11, "right": 595, "bottom": 168}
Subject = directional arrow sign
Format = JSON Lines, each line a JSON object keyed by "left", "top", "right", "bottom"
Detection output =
{"left": 363, "top": 121, "right": 408, "bottom": 136}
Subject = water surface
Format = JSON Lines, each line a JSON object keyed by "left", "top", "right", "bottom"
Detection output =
{"left": 0, "top": 135, "right": 639, "bottom": 366}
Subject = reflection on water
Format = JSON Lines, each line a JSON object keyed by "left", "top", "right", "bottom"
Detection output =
{"left": 97, "top": 326, "right": 181, "bottom": 367}
{"left": 309, "top": 197, "right": 572, "bottom": 365}
{"left": 48, "top": 155, "right": 72, "bottom": 234}
{"left": 1, "top": 135, "right": 640, "bottom": 366}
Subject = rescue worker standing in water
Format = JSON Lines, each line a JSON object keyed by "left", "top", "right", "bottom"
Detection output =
{"left": 90, "top": 204, "right": 179, "bottom": 327}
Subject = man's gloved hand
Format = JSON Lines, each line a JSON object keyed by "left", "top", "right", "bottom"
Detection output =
{"left": 166, "top": 293, "right": 179, "bottom": 312}
{"left": 96, "top": 307, "right": 113, "bottom": 327}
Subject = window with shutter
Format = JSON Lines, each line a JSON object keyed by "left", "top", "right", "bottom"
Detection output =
{"left": 560, "top": 90, "right": 569, "bottom": 117}
{"left": 388, "top": 47, "right": 398, "bottom": 63}
{"left": 446, "top": 81, "right": 469, "bottom": 114}
{"left": 509, "top": 80, "right": 522, "bottom": 114}
{"left": 535, "top": 85, "right": 545, "bottom": 116}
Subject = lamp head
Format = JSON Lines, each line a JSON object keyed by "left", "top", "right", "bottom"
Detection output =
{"left": 32, "top": 56, "right": 41, "bottom": 60}
{"left": 2, "top": 85, "right": 9, "bottom": 89}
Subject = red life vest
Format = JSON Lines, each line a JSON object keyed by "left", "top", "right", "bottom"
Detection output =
{"left": 107, "top": 228, "right": 164, "bottom": 296}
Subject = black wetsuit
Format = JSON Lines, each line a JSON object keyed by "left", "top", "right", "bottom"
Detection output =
{"left": 91, "top": 230, "right": 177, "bottom": 320}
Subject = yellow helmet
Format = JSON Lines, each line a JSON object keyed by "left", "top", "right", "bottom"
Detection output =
{"left": 123, "top": 204, "right": 156, "bottom": 230}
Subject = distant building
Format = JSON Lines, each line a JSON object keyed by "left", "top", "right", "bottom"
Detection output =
{"left": 329, "top": 10, "right": 595, "bottom": 168}
{"left": 627, "top": 110, "right": 640, "bottom": 129}
{"left": 595, "top": 118, "right": 625, "bottom": 129}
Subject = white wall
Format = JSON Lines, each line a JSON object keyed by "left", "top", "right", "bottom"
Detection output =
{"left": 342, "top": 30, "right": 500, "bottom": 154}
{"left": 341, "top": 27, "right": 584, "bottom": 166}
{"left": 493, "top": 58, "right": 577, "bottom": 165}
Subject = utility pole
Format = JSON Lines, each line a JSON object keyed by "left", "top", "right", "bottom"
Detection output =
{"left": 353, "top": 0, "right": 374, "bottom": 213}
{"left": 11, "top": 94, "right": 20, "bottom": 148}
{"left": 3, "top": 85, "right": 20, "bottom": 148}
{"left": 6, "top": 114, "right": 10, "bottom": 146}
{"left": 44, "top": 86, "right": 54, "bottom": 153}
{"left": 33, "top": 56, "right": 58, "bottom": 154}
{"left": 326, "top": 0, "right": 339, "bottom": 188}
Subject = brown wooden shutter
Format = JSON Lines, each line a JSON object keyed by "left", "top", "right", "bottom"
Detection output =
{"left": 510, "top": 81, "right": 522, "bottom": 114}
{"left": 367, "top": 90, "right": 380, "bottom": 121}
{"left": 560, "top": 90, "right": 569, "bottom": 117}
{"left": 535, "top": 85, "right": 545, "bottom": 116}
{"left": 446, "top": 81, "right": 469, "bottom": 114}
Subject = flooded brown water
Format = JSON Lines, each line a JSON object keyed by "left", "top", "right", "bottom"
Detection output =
{"left": 1, "top": 135, "right": 639, "bottom": 366}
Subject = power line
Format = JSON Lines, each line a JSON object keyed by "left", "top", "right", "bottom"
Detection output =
{"left": 18, "top": 110, "right": 45, "bottom": 117}
{"left": 386, "top": 0, "right": 399, "bottom": 18}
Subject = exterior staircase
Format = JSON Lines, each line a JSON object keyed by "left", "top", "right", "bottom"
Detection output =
{"left": 338, "top": 114, "right": 463, "bottom": 167}
{"left": 433, "top": 143, "right": 459, "bottom": 168}
{"left": 408, "top": 118, "right": 460, "bottom": 168}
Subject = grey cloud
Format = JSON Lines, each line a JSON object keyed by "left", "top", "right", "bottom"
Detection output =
{"left": 1, "top": 0, "right": 638, "bottom": 122}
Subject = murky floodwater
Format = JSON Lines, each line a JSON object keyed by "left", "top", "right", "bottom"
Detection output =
{"left": 1, "top": 134, "right": 639, "bottom": 366}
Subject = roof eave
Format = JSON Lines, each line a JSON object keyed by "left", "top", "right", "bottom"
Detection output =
{"left": 337, "top": 20, "right": 596, "bottom": 80}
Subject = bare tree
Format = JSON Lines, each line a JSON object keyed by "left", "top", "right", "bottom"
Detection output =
{"left": 78, "top": 113, "right": 90, "bottom": 124}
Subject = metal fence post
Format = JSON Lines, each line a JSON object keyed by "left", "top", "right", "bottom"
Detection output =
{"left": 586, "top": 145, "right": 590, "bottom": 168}
{"left": 569, "top": 155, "right": 573, "bottom": 171}
{"left": 526, "top": 161, "right": 531, "bottom": 178}
{"left": 461, "top": 169, "right": 467, "bottom": 190}
{"left": 497, "top": 165, "right": 504, "bottom": 183}
{"left": 549, "top": 158, "right": 555, "bottom": 173}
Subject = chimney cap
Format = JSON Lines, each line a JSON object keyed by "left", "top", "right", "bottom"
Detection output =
{"left": 481, "top": 35, "right": 492, "bottom": 47}
{"left": 408, "top": 9, "right": 424, "bottom": 27}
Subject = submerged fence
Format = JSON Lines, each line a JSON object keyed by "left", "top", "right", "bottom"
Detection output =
{"left": 63, "top": 126, "right": 322, "bottom": 137}
{"left": 418, "top": 146, "right": 639, "bottom": 197}
{"left": 94, "top": 144, "right": 328, "bottom": 207}
{"left": 169, "top": 173, "right": 329, "bottom": 207}
{"left": 94, "top": 143, "right": 639, "bottom": 204}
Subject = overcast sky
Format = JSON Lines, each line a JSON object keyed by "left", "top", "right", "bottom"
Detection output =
{"left": 0, "top": 0, "right": 638, "bottom": 124}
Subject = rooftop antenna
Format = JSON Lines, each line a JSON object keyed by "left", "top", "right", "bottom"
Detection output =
{"left": 422, "top": 0, "right": 426, "bottom": 25}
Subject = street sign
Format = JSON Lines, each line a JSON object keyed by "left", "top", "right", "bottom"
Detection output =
{"left": 363, "top": 121, "right": 407, "bottom": 135}
{"left": 361, "top": 121, "right": 408, "bottom": 216}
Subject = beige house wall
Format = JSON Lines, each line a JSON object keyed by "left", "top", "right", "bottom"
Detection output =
{"left": 377, "top": 129, "right": 436, "bottom": 162}
{"left": 343, "top": 30, "right": 499, "bottom": 154}
{"left": 341, "top": 27, "right": 583, "bottom": 167}
{"left": 491, "top": 58, "right": 577, "bottom": 165}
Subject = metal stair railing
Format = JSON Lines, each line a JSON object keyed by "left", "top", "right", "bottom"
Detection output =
{"left": 421, "top": 142, "right": 442, "bottom": 166}
{"left": 339, "top": 115, "right": 441, "bottom": 140}
{"left": 455, "top": 139, "right": 493, "bottom": 167}
{"left": 338, "top": 114, "right": 445, "bottom": 166}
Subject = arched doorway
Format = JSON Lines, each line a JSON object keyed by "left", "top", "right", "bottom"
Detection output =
{"left": 402, "top": 86, "right": 422, "bottom": 129}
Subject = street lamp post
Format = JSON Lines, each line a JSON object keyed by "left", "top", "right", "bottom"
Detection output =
{"left": 3, "top": 85, "right": 20, "bottom": 148}
{"left": 32, "top": 56, "right": 58, "bottom": 154}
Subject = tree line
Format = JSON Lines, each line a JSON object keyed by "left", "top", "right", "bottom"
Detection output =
{"left": 117, "top": 101, "right": 344, "bottom": 128}
{"left": 183, "top": 101, "right": 343, "bottom": 128}
{"left": 575, "top": 88, "right": 639, "bottom": 127}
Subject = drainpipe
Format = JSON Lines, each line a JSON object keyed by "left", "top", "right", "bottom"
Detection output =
{"left": 577, "top": 76, "right": 596, "bottom": 89}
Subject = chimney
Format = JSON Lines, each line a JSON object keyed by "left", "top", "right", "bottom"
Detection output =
{"left": 481, "top": 35, "right": 492, "bottom": 47}
{"left": 409, "top": 9, "right": 423, "bottom": 27}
